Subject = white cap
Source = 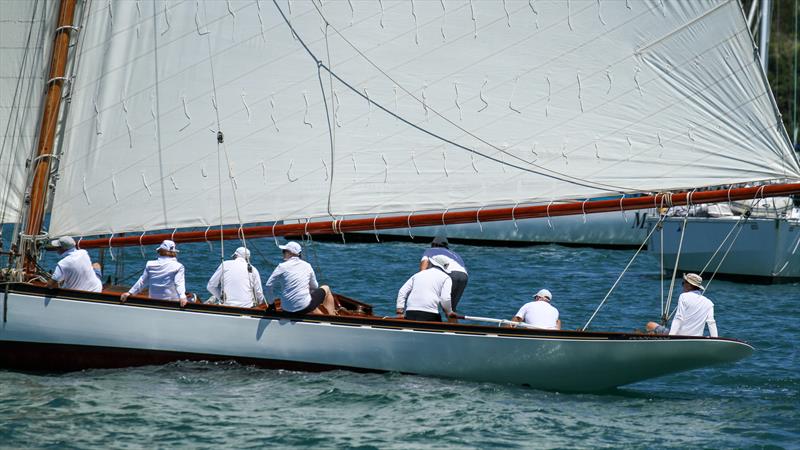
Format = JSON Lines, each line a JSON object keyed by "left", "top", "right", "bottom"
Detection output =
{"left": 50, "top": 236, "right": 76, "bottom": 250}
{"left": 232, "top": 247, "right": 250, "bottom": 259}
{"left": 279, "top": 241, "right": 302, "bottom": 255}
{"left": 534, "top": 289, "right": 552, "bottom": 300}
{"left": 157, "top": 240, "right": 179, "bottom": 253}
{"left": 428, "top": 254, "right": 451, "bottom": 272}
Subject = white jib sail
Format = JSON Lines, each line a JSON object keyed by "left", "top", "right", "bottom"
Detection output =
{"left": 48, "top": 0, "right": 800, "bottom": 238}
{"left": 0, "top": 0, "right": 58, "bottom": 225}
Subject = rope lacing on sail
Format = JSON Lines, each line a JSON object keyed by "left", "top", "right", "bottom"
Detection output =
{"left": 275, "top": 0, "right": 628, "bottom": 195}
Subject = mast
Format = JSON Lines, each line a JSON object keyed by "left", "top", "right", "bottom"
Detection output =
{"left": 759, "top": 0, "right": 772, "bottom": 71}
{"left": 21, "top": 0, "right": 78, "bottom": 272}
{"left": 74, "top": 183, "right": 800, "bottom": 249}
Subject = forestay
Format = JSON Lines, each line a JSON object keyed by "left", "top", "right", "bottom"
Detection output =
{"left": 49, "top": 0, "right": 800, "bottom": 237}
{"left": 0, "top": 0, "right": 58, "bottom": 225}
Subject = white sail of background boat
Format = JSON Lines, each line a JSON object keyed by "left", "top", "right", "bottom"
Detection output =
{"left": 1, "top": 0, "right": 800, "bottom": 391}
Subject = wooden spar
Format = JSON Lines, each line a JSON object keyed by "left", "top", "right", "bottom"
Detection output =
{"left": 75, "top": 182, "right": 800, "bottom": 249}
{"left": 22, "top": 0, "right": 78, "bottom": 270}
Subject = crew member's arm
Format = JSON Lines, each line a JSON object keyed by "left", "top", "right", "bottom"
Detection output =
{"left": 440, "top": 277, "right": 454, "bottom": 322}
{"left": 396, "top": 277, "right": 413, "bottom": 318}
{"left": 206, "top": 264, "right": 224, "bottom": 300}
{"left": 264, "top": 266, "right": 282, "bottom": 305}
{"left": 251, "top": 268, "right": 266, "bottom": 305}
{"left": 706, "top": 308, "right": 718, "bottom": 338}
{"left": 668, "top": 300, "right": 685, "bottom": 335}
{"left": 175, "top": 265, "right": 188, "bottom": 307}
{"left": 47, "top": 264, "right": 64, "bottom": 289}
{"left": 121, "top": 268, "right": 149, "bottom": 302}
{"left": 309, "top": 267, "right": 319, "bottom": 292}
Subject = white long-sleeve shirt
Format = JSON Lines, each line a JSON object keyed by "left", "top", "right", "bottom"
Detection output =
{"left": 128, "top": 256, "right": 186, "bottom": 300}
{"left": 52, "top": 248, "right": 102, "bottom": 292}
{"left": 669, "top": 290, "right": 718, "bottom": 337}
{"left": 265, "top": 257, "right": 318, "bottom": 312}
{"left": 396, "top": 268, "right": 453, "bottom": 315}
{"left": 207, "top": 258, "right": 265, "bottom": 308}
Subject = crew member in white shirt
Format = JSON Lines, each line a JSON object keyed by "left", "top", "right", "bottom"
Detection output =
{"left": 646, "top": 273, "right": 718, "bottom": 337}
{"left": 511, "top": 289, "right": 561, "bottom": 330}
{"left": 396, "top": 255, "right": 453, "bottom": 322}
{"left": 206, "top": 247, "right": 265, "bottom": 308}
{"left": 121, "top": 240, "right": 188, "bottom": 307}
{"left": 264, "top": 241, "right": 337, "bottom": 315}
{"left": 47, "top": 236, "right": 103, "bottom": 292}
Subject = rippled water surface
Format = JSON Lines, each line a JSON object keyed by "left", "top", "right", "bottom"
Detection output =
{"left": 2, "top": 239, "right": 798, "bottom": 448}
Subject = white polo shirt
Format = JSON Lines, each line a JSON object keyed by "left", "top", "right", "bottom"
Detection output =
{"left": 52, "top": 248, "right": 102, "bottom": 292}
{"left": 514, "top": 300, "right": 559, "bottom": 329}
{"left": 128, "top": 256, "right": 186, "bottom": 300}
{"left": 669, "top": 290, "right": 718, "bottom": 337}
{"left": 265, "top": 257, "right": 319, "bottom": 312}
{"left": 207, "top": 257, "right": 265, "bottom": 308}
{"left": 396, "top": 268, "right": 453, "bottom": 315}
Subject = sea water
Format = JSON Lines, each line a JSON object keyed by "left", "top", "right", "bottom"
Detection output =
{"left": 1, "top": 239, "right": 798, "bottom": 448}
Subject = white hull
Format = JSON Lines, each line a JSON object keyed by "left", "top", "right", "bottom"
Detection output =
{"left": 0, "top": 285, "right": 752, "bottom": 391}
{"left": 648, "top": 217, "right": 800, "bottom": 282}
{"left": 360, "top": 210, "right": 652, "bottom": 247}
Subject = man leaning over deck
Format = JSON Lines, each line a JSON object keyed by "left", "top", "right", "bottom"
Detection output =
{"left": 396, "top": 255, "right": 453, "bottom": 322}
{"left": 120, "top": 240, "right": 187, "bottom": 307}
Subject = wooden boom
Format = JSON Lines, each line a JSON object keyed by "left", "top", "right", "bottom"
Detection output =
{"left": 74, "top": 183, "right": 800, "bottom": 249}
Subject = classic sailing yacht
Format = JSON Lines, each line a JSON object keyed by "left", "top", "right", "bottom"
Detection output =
{"left": 2, "top": 0, "right": 799, "bottom": 392}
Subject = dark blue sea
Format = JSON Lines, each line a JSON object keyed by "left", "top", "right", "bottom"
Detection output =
{"left": 1, "top": 237, "right": 798, "bottom": 448}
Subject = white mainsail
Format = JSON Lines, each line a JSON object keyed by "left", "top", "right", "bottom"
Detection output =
{"left": 48, "top": 0, "right": 800, "bottom": 238}
{"left": 0, "top": 0, "right": 58, "bottom": 225}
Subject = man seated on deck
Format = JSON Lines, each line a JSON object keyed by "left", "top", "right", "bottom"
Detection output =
{"left": 511, "top": 289, "right": 561, "bottom": 330}
{"left": 47, "top": 236, "right": 103, "bottom": 292}
{"left": 646, "top": 273, "right": 718, "bottom": 337}
{"left": 206, "top": 246, "right": 266, "bottom": 308}
{"left": 120, "top": 240, "right": 188, "bottom": 307}
{"left": 396, "top": 255, "right": 453, "bottom": 322}
{"left": 264, "top": 241, "right": 337, "bottom": 315}
{"left": 419, "top": 236, "right": 469, "bottom": 314}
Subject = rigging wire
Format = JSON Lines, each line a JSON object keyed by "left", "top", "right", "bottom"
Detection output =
{"left": 581, "top": 213, "right": 667, "bottom": 331}
{"left": 202, "top": 2, "right": 258, "bottom": 305}
{"left": 662, "top": 190, "right": 695, "bottom": 323}
{"left": 201, "top": 1, "right": 228, "bottom": 304}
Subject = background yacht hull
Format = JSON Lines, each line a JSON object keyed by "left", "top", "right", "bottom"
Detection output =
{"left": 649, "top": 217, "right": 800, "bottom": 282}
{"left": 0, "top": 290, "right": 752, "bottom": 392}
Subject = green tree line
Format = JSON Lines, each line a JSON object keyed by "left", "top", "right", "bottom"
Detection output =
{"left": 742, "top": 0, "right": 799, "bottom": 145}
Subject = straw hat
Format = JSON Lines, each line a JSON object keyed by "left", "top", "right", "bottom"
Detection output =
{"left": 682, "top": 273, "right": 705, "bottom": 290}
